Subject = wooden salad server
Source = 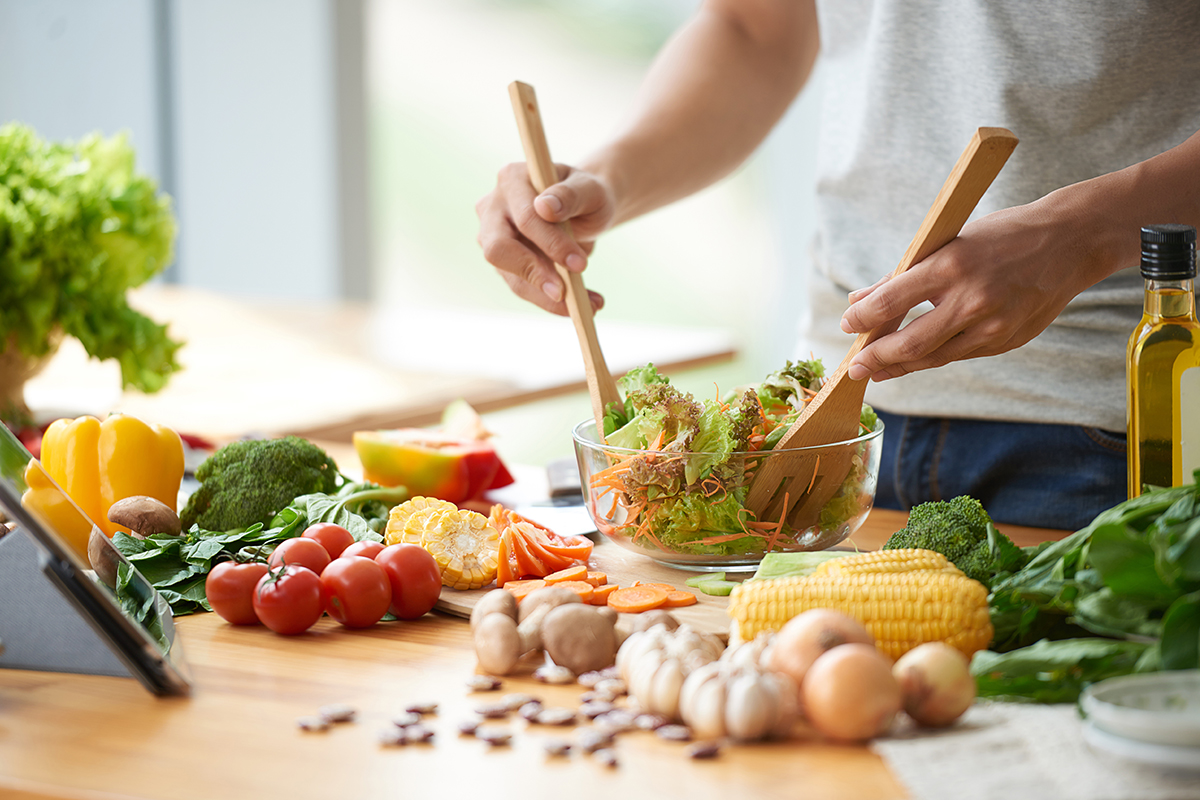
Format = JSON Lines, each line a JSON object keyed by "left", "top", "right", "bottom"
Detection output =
{"left": 745, "top": 127, "right": 1019, "bottom": 529}
{"left": 508, "top": 80, "right": 623, "bottom": 440}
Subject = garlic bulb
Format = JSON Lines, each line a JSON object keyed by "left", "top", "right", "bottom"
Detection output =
{"left": 680, "top": 661, "right": 800, "bottom": 743}
{"left": 617, "top": 623, "right": 724, "bottom": 720}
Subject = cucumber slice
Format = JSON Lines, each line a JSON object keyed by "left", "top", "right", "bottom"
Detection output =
{"left": 685, "top": 572, "right": 725, "bottom": 588}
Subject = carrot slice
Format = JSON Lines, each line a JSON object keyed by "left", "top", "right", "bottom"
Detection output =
{"left": 607, "top": 585, "right": 670, "bottom": 613}
{"left": 543, "top": 564, "right": 588, "bottom": 584}
{"left": 663, "top": 590, "right": 697, "bottom": 608}
{"left": 590, "top": 583, "right": 619, "bottom": 605}
{"left": 552, "top": 580, "right": 595, "bottom": 603}
{"left": 631, "top": 581, "right": 677, "bottom": 592}
{"left": 584, "top": 571, "right": 607, "bottom": 588}
{"left": 503, "top": 579, "right": 547, "bottom": 602}
{"left": 495, "top": 529, "right": 516, "bottom": 588}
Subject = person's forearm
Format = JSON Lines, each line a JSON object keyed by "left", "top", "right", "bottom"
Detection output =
{"left": 581, "top": 0, "right": 819, "bottom": 227}
{"left": 1038, "top": 128, "right": 1200, "bottom": 288}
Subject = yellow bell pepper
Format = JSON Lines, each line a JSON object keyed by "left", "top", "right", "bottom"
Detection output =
{"left": 39, "top": 414, "right": 185, "bottom": 538}
{"left": 22, "top": 458, "right": 95, "bottom": 561}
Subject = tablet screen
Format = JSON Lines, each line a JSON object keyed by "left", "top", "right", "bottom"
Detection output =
{"left": 0, "top": 423, "right": 191, "bottom": 694}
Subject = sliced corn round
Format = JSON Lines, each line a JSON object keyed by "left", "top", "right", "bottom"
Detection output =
{"left": 384, "top": 497, "right": 457, "bottom": 546}
{"left": 415, "top": 508, "right": 499, "bottom": 590}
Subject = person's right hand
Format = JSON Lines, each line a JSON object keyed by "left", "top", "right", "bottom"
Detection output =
{"left": 475, "top": 162, "right": 616, "bottom": 315}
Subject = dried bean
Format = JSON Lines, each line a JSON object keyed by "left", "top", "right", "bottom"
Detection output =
{"left": 476, "top": 727, "right": 512, "bottom": 746}
{"left": 593, "top": 709, "right": 636, "bottom": 735}
{"left": 391, "top": 712, "right": 422, "bottom": 728}
{"left": 594, "top": 678, "right": 626, "bottom": 697}
{"left": 597, "top": 666, "right": 620, "bottom": 680}
{"left": 593, "top": 748, "right": 619, "bottom": 768}
{"left": 466, "top": 675, "right": 503, "bottom": 692}
{"left": 518, "top": 702, "right": 544, "bottom": 722}
{"left": 687, "top": 741, "right": 721, "bottom": 760}
{"left": 543, "top": 737, "right": 573, "bottom": 757}
{"left": 405, "top": 701, "right": 439, "bottom": 715}
{"left": 579, "top": 701, "right": 614, "bottom": 720}
{"left": 501, "top": 693, "right": 538, "bottom": 711}
{"left": 318, "top": 703, "right": 357, "bottom": 723}
{"left": 474, "top": 702, "right": 510, "bottom": 719}
{"left": 457, "top": 719, "right": 481, "bottom": 736}
{"left": 377, "top": 728, "right": 406, "bottom": 746}
{"left": 404, "top": 724, "right": 435, "bottom": 744}
{"left": 634, "top": 713, "right": 669, "bottom": 731}
{"left": 296, "top": 715, "right": 330, "bottom": 732}
{"left": 533, "top": 664, "right": 574, "bottom": 685}
{"left": 656, "top": 724, "right": 693, "bottom": 742}
{"left": 535, "top": 707, "right": 578, "bottom": 726}
{"left": 577, "top": 671, "right": 605, "bottom": 688}
{"left": 575, "top": 728, "right": 614, "bottom": 753}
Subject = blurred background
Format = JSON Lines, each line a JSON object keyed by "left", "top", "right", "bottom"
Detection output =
{"left": 1, "top": 0, "right": 822, "bottom": 468}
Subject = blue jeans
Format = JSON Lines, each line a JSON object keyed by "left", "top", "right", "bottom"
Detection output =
{"left": 874, "top": 409, "right": 1127, "bottom": 532}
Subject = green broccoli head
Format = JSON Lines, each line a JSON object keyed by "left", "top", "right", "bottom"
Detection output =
{"left": 180, "top": 436, "right": 342, "bottom": 531}
{"left": 884, "top": 495, "right": 1025, "bottom": 586}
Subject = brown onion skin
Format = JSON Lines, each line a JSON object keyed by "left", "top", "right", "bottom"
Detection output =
{"left": 892, "top": 642, "right": 976, "bottom": 727}
{"left": 766, "top": 609, "right": 874, "bottom": 687}
{"left": 802, "top": 643, "right": 901, "bottom": 743}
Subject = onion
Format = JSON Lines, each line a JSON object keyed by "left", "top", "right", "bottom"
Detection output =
{"left": 766, "top": 609, "right": 874, "bottom": 686}
{"left": 892, "top": 642, "right": 976, "bottom": 727}
{"left": 802, "top": 643, "right": 901, "bottom": 742}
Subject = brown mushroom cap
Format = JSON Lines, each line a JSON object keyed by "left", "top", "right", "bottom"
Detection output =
{"left": 88, "top": 528, "right": 121, "bottom": 588}
{"left": 541, "top": 604, "right": 620, "bottom": 676}
{"left": 473, "top": 612, "right": 527, "bottom": 676}
{"left": 107, "top": 496, "right": 181, "bottom": 538}
{"left": 517, "top": 586, "right": 582, "bottom": 623}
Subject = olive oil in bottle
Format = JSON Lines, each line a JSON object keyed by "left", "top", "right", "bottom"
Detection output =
{"left": 1127, "top": 224, "right": 1200, "bottom": 497}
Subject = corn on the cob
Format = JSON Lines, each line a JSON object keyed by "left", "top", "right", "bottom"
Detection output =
{"left": 814, "top": 548, "right": 961, "bottom": 577}
{"left": 727, "top": 570, "right": 992, "bottom": 660}
{"left": 384, "top": 497, "right": 499, "bottom": 589}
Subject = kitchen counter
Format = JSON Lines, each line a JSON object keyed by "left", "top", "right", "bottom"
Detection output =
{"left": 0, "top": 509, "right": 1067, "bottom": 800}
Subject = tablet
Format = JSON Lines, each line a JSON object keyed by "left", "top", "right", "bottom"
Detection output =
{"left": 0, "top": 423, "right": 191, "bottom": 696}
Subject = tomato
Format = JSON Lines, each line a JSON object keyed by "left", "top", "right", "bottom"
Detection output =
{"left": 342, "top": 540, "right": 385, "bottom": 560}
{"left": 321, "top": 556, "right": 392, "bottom": 628}
{"left": 205, "top": 561, "right": 269, "bottom": 625}
{"left": 268, "top": 537, "right": 331, "bottom": 575}
{"left": 353, "top": 430, "right": 511, "bottom": 503}
{"left": 302, "top": 522, "right": 355, "bottom": 558}
{"left": 375, "top": 543, "right": 442, "bottom": 620}
{"left": 253, "top": 565, "right": 326, "bottom": 635}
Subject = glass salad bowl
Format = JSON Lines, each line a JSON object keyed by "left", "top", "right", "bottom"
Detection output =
{"left": 572, "top": 418, "right": 883, "bottom": 571}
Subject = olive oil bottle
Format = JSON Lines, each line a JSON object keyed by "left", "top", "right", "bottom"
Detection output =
{"left": 1127, "top": 224, "right": 1200, "bottom": 497}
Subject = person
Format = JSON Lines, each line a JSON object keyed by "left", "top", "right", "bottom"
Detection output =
{"left": 474, "top": 0, "right": 1200, "bottom": 531}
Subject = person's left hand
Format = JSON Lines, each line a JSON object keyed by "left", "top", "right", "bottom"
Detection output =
{"left": 838, "top": 201, "right": 1100, "bottom": 381}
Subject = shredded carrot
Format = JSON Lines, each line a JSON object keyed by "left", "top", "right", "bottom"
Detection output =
{"left": 764, "top": 491, "right": 789, "bottom": 554}
{"left": 663, "top": 590, "right": 698, "bottom": 608}
{"left": 805, "top": 456, "right": 821, "bottom": 494}
{"left": 607, "top": 585, "right": 670, "bottom": 613}
{"left": 696, "top": 532, "right": 760, "bottom": 545}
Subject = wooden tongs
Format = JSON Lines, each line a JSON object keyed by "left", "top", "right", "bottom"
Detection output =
{"left": 508, "top": 81, "right": 622, "bottom": 440}
{"left": 745, "top": 127, "right": 1019, "bottom": 528}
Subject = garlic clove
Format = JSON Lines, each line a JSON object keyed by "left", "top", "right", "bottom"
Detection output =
{"left": 649, "top": 658, "right": 686, "bottom": 720}
{"left": 725, "top": 672, "right": 774, "bottom": 742}
{"left": 682, "top": 670, "right": 728, "bottom": 740}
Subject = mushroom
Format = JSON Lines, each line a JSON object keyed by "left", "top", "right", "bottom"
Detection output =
{"left": 471, "top": 586, "right": 581, "bottom": 676}
{"left": 540, "top": 604, "right": 621, "bottom": 676}
{"left": 107, "top": 496, "right": 181, "bottom": 538}
{"left": 87, "top": 527, "right": 122, "bottom": 588}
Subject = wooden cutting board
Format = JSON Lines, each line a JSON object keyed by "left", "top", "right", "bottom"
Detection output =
{"left": 435, "top": 534, "right": 739, "bottom": 637}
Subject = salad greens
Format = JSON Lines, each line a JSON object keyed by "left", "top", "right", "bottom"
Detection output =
{"left": 971, "top": 472, "right": 1200, "bottom": 702}
{"left": 590, "top": 361, "right": 878, "bottom": 557}
{"left": 0, "top": 123, "right": 181, "bottom": 415}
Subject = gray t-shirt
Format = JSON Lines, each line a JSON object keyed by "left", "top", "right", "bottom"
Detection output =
{"left": 802, "top": 0, "right": 1200, "bottom": 432}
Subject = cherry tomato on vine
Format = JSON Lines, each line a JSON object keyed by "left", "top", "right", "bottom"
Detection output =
{"left": 253, "top": 564, "right": 326, "bottom": 635}
{"left": 302, "top": 522, "right": 355, "bottom": 559}
{"left": 321, "top": 556, "right": 392, "bottom": 628}
{"left": 268, "top": 537, "right": 331, "bottom": 575}
{"left": 375, "top": 543, "right": 441, "bottom": 620}
{"left": 342, "top": 540, "right": 385, "bottom": 560}
{"left": 205, "top": 561, "right": 269, "bottom": 625}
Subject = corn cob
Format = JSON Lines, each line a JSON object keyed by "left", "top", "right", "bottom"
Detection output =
{"left": 727, "top": 570, "right": 992, "bottom": 660}
{"left": 814, "top": 548, "right": 961, "bottom": 577}
{"left": 384, "top": 496, "right": 457, "bottom": 546}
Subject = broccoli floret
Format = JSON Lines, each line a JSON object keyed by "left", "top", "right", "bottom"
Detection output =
{"left": 180, "top": 436, "right": 343, "bottom": 531}
{"left": 883, "top": 495, "right": 1027, "bottom": 587}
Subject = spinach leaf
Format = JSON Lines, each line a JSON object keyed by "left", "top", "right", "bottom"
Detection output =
{"left": 971, "top": 638, "right": 1151, "bottom": 703}
{"left": 1160, "top": 590, "right": 1200, "bottom": 670}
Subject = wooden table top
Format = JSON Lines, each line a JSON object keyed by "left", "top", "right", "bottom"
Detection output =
{"left": 0, "top": 508, "right": 1068, "bottom": 800}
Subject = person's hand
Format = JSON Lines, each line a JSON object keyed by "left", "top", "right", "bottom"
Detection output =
{"left": 475, "top": 162, "right": 616, "bottom": 316}
{"left": 838, "top": 202, "right": 1099, "bottom": 381}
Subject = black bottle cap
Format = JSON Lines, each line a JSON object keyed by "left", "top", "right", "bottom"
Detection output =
{"left": 1141, "top": 224, "right": 1196, "bottom": 280}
